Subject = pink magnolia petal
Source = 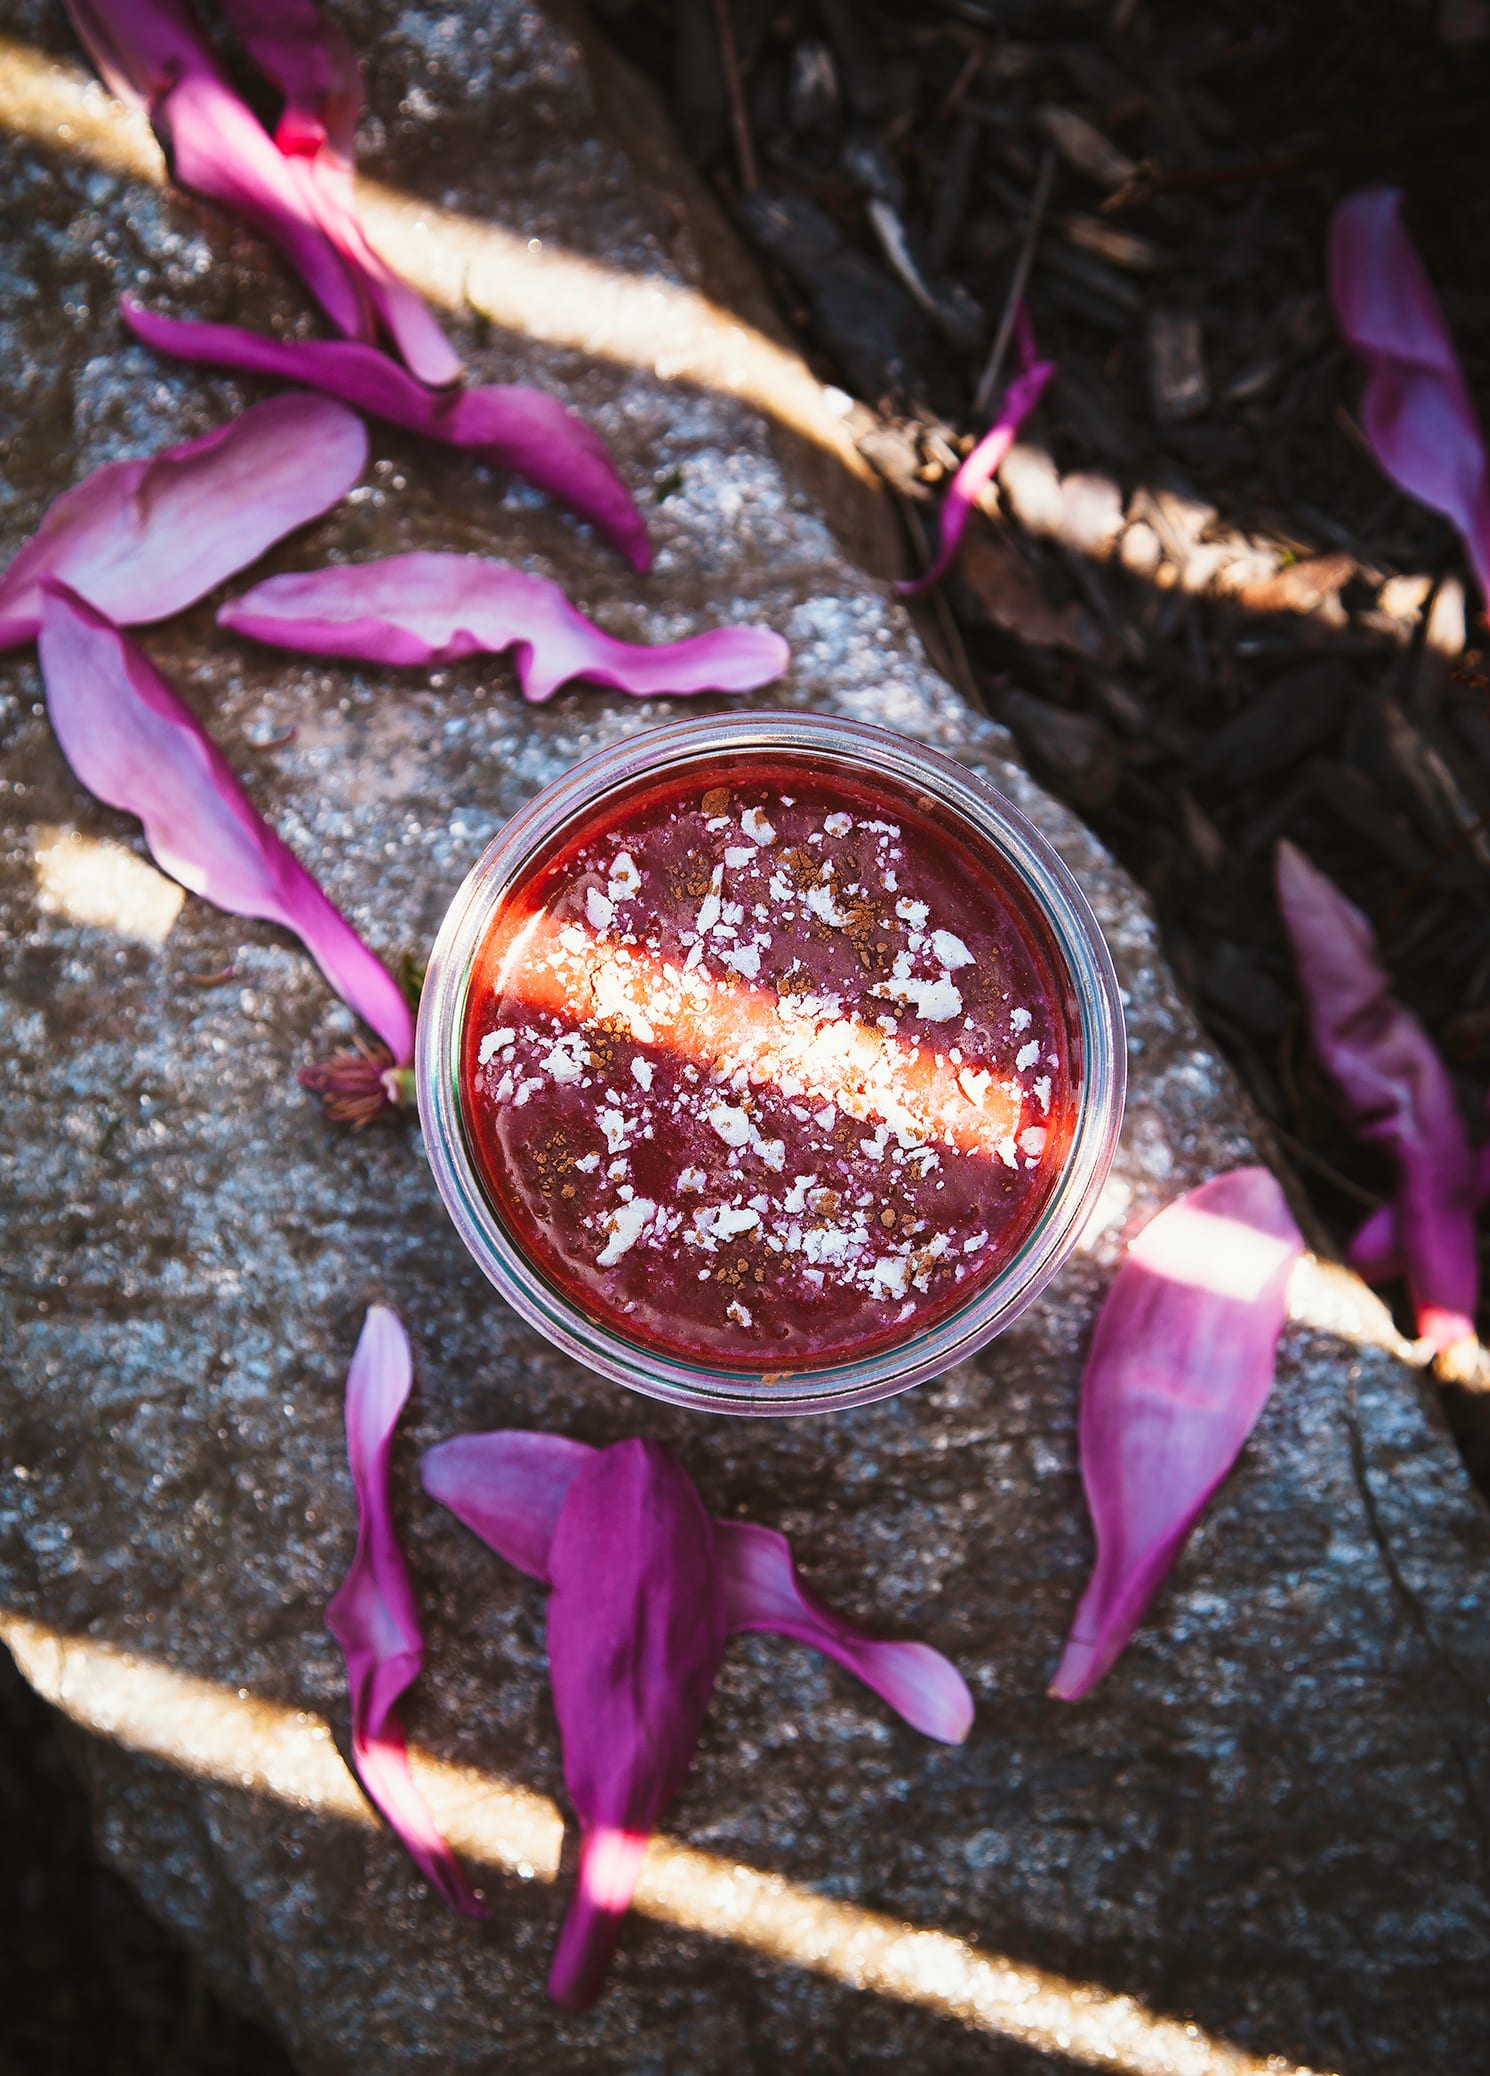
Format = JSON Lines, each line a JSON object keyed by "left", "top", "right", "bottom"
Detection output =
{"left": 37, "top": 586, "right": 413, "bottom": 1062}
{"left": 1329, "top": 186, "right": 1490, "bottom": 603}
{"left": 1050, "top": 1166, "right": 1304, "bottom": 1702}
{"left": 217, "top": 0, "right": 361, "bottom": 151}
{"left": 545, "top": 1439, "right": 727, "bottom": 2008}
{"left": 215, "top": 0, "right": 462, "bottom": 386}
{"left": 420, "top": 1430, "right": 593, "bottom": 1582}
{"left": 1276, "top": 840, "right": 1477, "bottom": 1349}
{"left": 220, "top": 553, "right": 789, "bottom": 701}
{"left": 548, "top": 1826, "right": 650, "bottom": 2011}
{"left": 713, "top": 1521, "right": 972, "bottom": 1744}
{"left": 122, "top": 300, "right": 652, "bottom": 570}
{"left": 0, "top": 393, "right": 367, "bottom": 652}
{"left": 898, "top": 357, "right": 1055, "bottom": 597}
{"left": 1349, "top": 1141, "right": 1490, "bottom": 1287}
{"left": 325, "top": 1307, "right": 485, "bottom": 1914}
{"left": 65, "top": 0, "right": 372, "bottom": 340}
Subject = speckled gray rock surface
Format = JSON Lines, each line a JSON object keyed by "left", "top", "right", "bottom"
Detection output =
{"left": 3, "top": 6, "right": 1490, "bottom": 2073}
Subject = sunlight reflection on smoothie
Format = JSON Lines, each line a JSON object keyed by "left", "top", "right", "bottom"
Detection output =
{"left": 494, "top": 907, "right": 1059, "bottom": 1170}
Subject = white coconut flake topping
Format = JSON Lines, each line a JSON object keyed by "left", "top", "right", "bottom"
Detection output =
{"left": 477, "top": 1028, "right": 515, "bottom": 1065}
{"left": 741, "top": 806, "right": 777, "bottom": 845}
{"left": 1016, "top": 1040, "right": 1040, "bottom": 1070}
{"left": 706, "top": 1102, "right": 751, "bottom": 1147}
{"left": 585, "top": 886, "right": 614, "bottom": 931}
{"left": 823, "top": 811, "right": 854, "bottom": 836}
{"left": 608, "top": 850, "right": 641, "bottom": 901}
{"left": 931, "top": 929, "right": 973, "bottom": 970}
{"left": 895, "top": 898, "right": 929, "bottom": 927}
{"left": 596, "top": 1196, "right": 656, "bottom": 1267}
{"left": 631, "top": 1057, "right": 654, "bottom": 1090}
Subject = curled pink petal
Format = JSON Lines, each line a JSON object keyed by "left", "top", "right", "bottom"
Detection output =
{"left": 66, "top": 0, "right": 372, "bottom": 341}
{"left": 324, "top": 1306, "right": 485, "bottom": 1914}
{"left": 545, "top": 1439, "right": 727, "bottom": 2008}
{"left": 37, "top": 586, "right": 413, "bottom": 1062}
{"left": 898, "top": 357, "right": 1055, "bottom": 597}
{"left": 1329, "top": 186, "right": 1490, "bottom": 604}
{"left": 1050, "top": 1166, "right": 1304, "bottom": 1702}
{"left": 420, "top": 1430, "right": 593, "bottom": 1582}
{"left": 1277, "top": 840, "right": 1477, "bottom": 1350}
{"left": 221, "top": 553, "right": 789, "bottom": 701}
{"left": 714, "top": 1521, "right": 971, "bottom": 1744}
{"left": 0, "top": 394, "right": 366, "bottom": 652}
{"left": 123, "top": 300, "right": 652, "bottom": 570}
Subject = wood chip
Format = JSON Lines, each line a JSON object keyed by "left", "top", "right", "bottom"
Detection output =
{"left": 1147, "top": 311, "right": 1210, "bottom": 422}
{"left": 1062, "top": 212, "right": 1171, "bottom": 274}
{"left": 1036, "top": 105, "right": 1136, "bottom": 190}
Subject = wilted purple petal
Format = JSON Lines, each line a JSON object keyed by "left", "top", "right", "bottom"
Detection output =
{"left": 66, "top": 0, "right": 372, "bottom": 341}
{"left": 1277, "top": 839, "right": 1477, "bottom": 1350}
{"left": 1050, "top": 1166, "right": 1304, "bottom": 1703}
{"left": 1349, "top": 1140, "right": 1490, "bottom": 1285}
{"left": 325, "top": 1306, "right": 485, "bottom": 1915}
{"left": 714, "top": 1521, "right": 972, "bottom": 1744}
{"left": 122, "top": 300, "right": 652, "bottom": 570}
{"left": 1329, "top": 186, "right": 1490, "bottom": 603}
{"left": 37, "top": 586, "right": 413, "bottom": 1062}
{"left": 545, "top": 1439, "right": 727, "bottom": 2008}
{"left": 0, "top": 393, "right": 366, "bottom": 652}
{"left": 420, "top": 1430, "right": 592, "bottom": 1582}
{"left": 221, "top": 553, "right": 789, "bottom": 701}
{"left": 899, "top": 351, "right": 1055, "bottom": 597}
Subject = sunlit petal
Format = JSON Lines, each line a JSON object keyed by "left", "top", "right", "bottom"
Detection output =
{"left": 1277, "top": 839, "right": 1477, "bottom": 1349}
{"left": 37, "top": 585, "right": 413, "bottom": 1062}
{"left": 222, "top": 552, "right": 789, "bottom": 700}
{"left": 420, "top": 1430, "right": 593, "bottom": 1582}
{"left": 122, "top": 299, "right": 652, "bottom": 569}
{"left": 715, "top": 1520, "right": 971, "bottom": 1743}
{"left": 1329, "top": 185, "right": 1490, "bottom": 602}
{"left": 545, "top": 1439, "right": 727, "bottom": 2006}
{"left": 1050, "top": 1167, "right": 1303, "bottom": 1702}
{"left": 0, "top": 392, "right": 366, "bottom": 650}
{"left": 325, "top": 1306, "right": 486, "bottom": 1914}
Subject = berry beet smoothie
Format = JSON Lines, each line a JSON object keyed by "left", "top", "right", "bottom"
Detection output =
{"left": 459, "top": 754, "right": 1077, "bottom": 1371}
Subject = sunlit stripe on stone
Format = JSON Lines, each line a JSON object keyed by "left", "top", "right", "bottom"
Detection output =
{"left": 0, "top": 38, "right": 871, "bottom": 486}
{"left": 0, "top": 1612, "right": 1336, "bottom": 2075}
{"left": 32, "top": 826, "right": 186, "bottom": 945}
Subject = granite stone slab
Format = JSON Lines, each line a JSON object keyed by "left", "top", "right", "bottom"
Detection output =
{"left": 2, "top": 5, "right": 1489, "bottom": 2072}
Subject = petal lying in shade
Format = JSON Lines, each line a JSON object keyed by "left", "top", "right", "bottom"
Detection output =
{"left": 325, "top": 1307, "right": 486, "bottom": 1914}
{"left": 65, "top": 0, "right": 371, "bottom": 342}
{"left": 122, "top": 300, "right": 652, "bottom": 570}
{"left": 1050, "top": 1166, "right": 1304, "bottom": 1702}
{"left": 714, "top": 1521, "right": 972, "bottom": 1744}
{"left": 221, "top": 553, "right": 790, "bottom": 702}
{"left": 1349, "top": 1141, "right": 1490, "bottom": 1285}
{"left": 420, "top": 1430, "right": 592, "bottom": 1582}
{"left": 215, "top": 0, "right": 463, "bottom": 386}
{"left": 544, "top": 1440, "right": 728, "bottom": 2008}
{"left": 1329, "top": 186, "right": 1490, "bottom": 604}
{"left": 37, "top": 586, "right": 413, "bottom": 1063}
{"left": 0, "top": 394, "right": 366, "bottom": 651}
{"left": 899, "top": 325, "right": 1055, "bottom": 598}
{"left": 1276, "top": 839, "right": 1477, "bottom": 1350}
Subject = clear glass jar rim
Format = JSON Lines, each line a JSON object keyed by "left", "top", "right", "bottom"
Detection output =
{"left": 417, "top": 712, "right": 1126, "bottom": 1416}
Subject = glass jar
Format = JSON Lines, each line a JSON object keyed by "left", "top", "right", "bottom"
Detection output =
{"left": 418, "top": 712, "right": 1124, "bottom": 1416}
